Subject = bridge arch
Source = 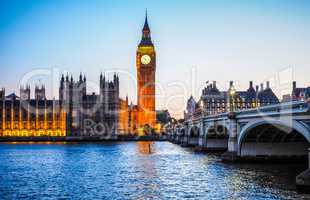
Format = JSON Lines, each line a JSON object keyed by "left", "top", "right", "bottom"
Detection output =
{"left": 188, "top": 125, "right": 200, "bottom": 146}
{"left": 179, "top": 128, "right": 186, "bottom": 136}
{"left": 189, "top": 126, "right": 200, "bottom": 137}
{"left": 204, "top": 123, "right": 229, "bottom": 150}
{"left": 238, "top": 119, "right": 310, "bottom": 157}
{"left": 206, "top": 122, "right": 230, "bottom": 138}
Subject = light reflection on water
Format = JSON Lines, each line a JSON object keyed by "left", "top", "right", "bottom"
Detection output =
{"left": 0, "top": 142, "right": 309, "bottom": 200}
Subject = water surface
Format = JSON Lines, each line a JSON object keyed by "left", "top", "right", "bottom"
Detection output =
{"left": 0, "top": 142, "right": 309, "bottom": 199}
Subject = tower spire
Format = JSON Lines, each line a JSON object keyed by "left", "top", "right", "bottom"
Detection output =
{"left": 140, "top": 9, "right": 153, "bottom": 46}
{"left": 143, "top": 9, "right": 149, "bottom": 31}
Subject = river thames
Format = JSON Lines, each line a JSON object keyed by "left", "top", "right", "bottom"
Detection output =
{"left": 0, "top": 142, "right": 309, "bottom": 200}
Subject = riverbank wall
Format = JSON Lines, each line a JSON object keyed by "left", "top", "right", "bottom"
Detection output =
{"left": 0, "top": 135, "right": 167, "bottom": 142}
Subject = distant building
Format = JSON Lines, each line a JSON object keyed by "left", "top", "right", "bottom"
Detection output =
{"left": 292, "top": 81, "right": 310, "bottom": 101}
{"left": 282, "top": 81, "right": 310, "bottom": 102}
{"left": 282, "top": 94, "right": 292, "bottom": 102}
{"left": 185, "top": 81, "right": 279, "bottom": 120}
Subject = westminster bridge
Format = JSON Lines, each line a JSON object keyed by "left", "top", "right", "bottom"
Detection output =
{"left": 166, "top": 101, "right": 310, "bottom": 189}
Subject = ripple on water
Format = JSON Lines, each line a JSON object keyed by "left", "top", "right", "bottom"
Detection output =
{"left": 0, "top": 142, "right": 309, "bottom": 200}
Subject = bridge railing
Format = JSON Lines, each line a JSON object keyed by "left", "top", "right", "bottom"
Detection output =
{"left": 184, "top": 101, "right": 310, "bottom": 124}
{"left": 235, "top": 100, "right": 309, "bottom": 117}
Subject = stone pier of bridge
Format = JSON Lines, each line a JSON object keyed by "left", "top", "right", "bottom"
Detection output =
{"left": 296, "top": 148, "right": 310, "bottom": 190}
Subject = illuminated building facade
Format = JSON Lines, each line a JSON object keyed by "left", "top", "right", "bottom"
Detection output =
{"left": 118, "top": 98, "right": 139, "bottom": 134}
{"left": 136, "top": 12, "right": 156, "bottom": 129}
{"left": 118, "top": 12, "right": 158, "bottom": 135}
{"left": 0, "top": 86, "right": 66, "bottom": 137}
{"left": 185, "top": 81, "right": 279, "bottom": 119}
{"left": 119, "top": 97, "right": 130, "bottom": 134}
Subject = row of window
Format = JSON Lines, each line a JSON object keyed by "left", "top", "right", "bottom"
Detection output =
{"left": 0, "top": 129, "right": 66, "bottom": 137}
{"left": 2, "top": 121, "right": 66, "bottom": 129}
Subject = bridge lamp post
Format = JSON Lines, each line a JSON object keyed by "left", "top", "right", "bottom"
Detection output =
{"left": 199, "top": 100, "right": 204, "bottom": 114}
{"left": 229, "top": 88, "right": 236, "bottom": 112}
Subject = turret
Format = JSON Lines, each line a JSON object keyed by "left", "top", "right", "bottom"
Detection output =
{"left": 256, "top": 85, "right": 259, "bottom": 93}
{"left": 0, "top": 88, "right": 5, "bottom": 100}
{"left": 60, "top": 74, "right": 65, "bottom": 87}
{"left": 249, "top": 81, "right": 253, "bottom": 89}
{"left": 293, "top": 81, "right": 297, "bottom": 91}
{"left": 20, "top": 85, "right": 30, "bottom": 100}
{"left": 266, "top": 81, "right": 270, "bottom": 89}
{"left": 79, "top": 72, "right": 83, "bottom": 83}
{"left": 35, "top": 84, "right": 45, "bottom": 100}
{"left": 229, "top": 81, "right": 233, "bottom": 88}
{"left": 100, "top": 72, "right": 106, "bottom": 89}
{"left": 100, "top": 72, "right": 103, "bottom": 87}
{"left": 59, "top": 75, "right": 64, "bottom": 101}
{"left": 113, "top": 73, "right": 119, "bottom": 88}
{"left": 213, "top": 81, "right": 217, "bottom": 89}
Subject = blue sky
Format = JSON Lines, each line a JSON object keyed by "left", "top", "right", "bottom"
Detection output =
{"left": 0, "top": 0, "right": 310, "bottom": 118}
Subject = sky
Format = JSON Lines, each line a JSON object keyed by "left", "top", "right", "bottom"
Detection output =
{"left": 0, "top": 0, "right": 310, "bottom": 118}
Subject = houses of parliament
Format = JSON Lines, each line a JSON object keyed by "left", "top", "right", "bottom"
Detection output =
{"left": 0, "top": 13, "right": 158, "bottom": 137}
{"left": 1, "top": 13, "right": 305, "bottom": 138}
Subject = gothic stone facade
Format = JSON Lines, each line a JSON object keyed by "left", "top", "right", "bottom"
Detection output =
{"left": 59, "top": 73, "right": 120, "bottom": 136}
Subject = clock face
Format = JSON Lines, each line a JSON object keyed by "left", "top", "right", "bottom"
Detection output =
{"left": 141, "top": 54, "right": 151, "bottom": 65}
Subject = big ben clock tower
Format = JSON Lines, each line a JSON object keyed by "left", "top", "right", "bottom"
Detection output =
{"left": 136, "top": 12, "right": 156, "bottom": 130}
